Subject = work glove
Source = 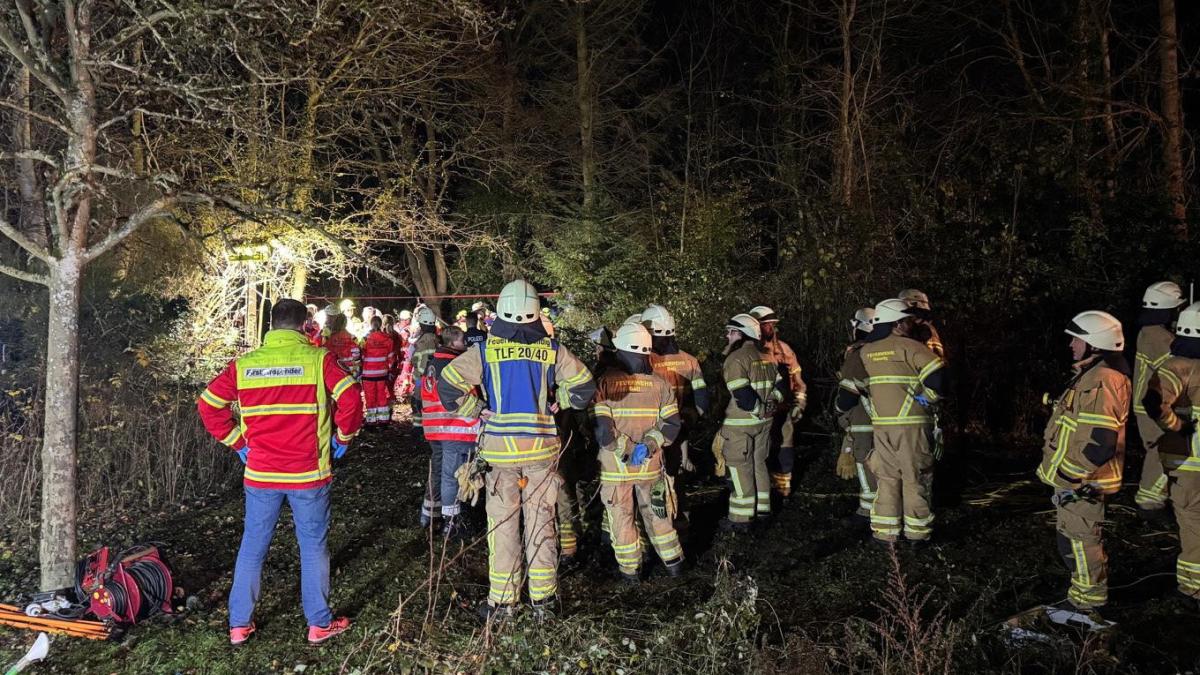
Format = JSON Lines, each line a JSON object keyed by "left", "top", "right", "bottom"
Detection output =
{"left": 913, "top": 393, "right": 931, "bottom": 408}
{"left": 789, "top": 403, "right": 805, "bottom": 422}
{"left": 932, "top": 425, "right": 945, "bottom": 461}
{"left": 332, "top": 436, "right": 350, "bottom": 460}
{"left": 235, "top": 446, "right": 250, "bottom": 465}
{"left": 629, "top": 443, "right": 651, "bottom": 467}
{"left": 835, "top": 449, "right": 857, "bottom": 480}
{"left": 651, "top": 478, "right": 669, "bottom": 519}
{"left": 712, "top": 434, "right": 727, "bottom": 478}
{"left": 456, "top": 457, "right": 489, "bottom": 506}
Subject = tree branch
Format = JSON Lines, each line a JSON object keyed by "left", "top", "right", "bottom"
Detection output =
{"left": 0, "top": 17, "right": 68, "bottom": 102}
{"left": 0, "top": 214, "right": 53, "bottom": 262}
{"left": 0, "top": 260, "right": 50, "bottom": 286}
{"left": 83, "top": 193, "right": 203, "bottom": 263}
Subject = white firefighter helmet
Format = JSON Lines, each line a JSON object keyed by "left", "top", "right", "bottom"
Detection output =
{"left": 1175, "top": 302, "right": 1200, "bottom": 337}
{"left": 415, "top": 305, "right": 437, "bottom": 326}
{"left": 622, "top": 313, "right": 643, "bottom": 326}
{"left": 339, "top": 298, "right": 355, "bottom": 314}
{"left": 471, "top": 301, "right": 488, "bottom": 313}
{"left": 898, "top": 289, "right": 931, "bottom": 310}
{"left": 323, "top": 304, "right": 340, "bottom": 318}
{"left": 749, "top": 305, "right": 779, "bottom": 323}
{"left": 398, "top": 309, "right": 412, "bottom": 320}
{"left": 725, "top": 313, "right": 761, "bottom": 341}
{"left": 497, "top": 279, "right": 541, "bottom": 324}
{"left": 1065, "top": 310, "right": 1124, "bottom": 351}
{"left": 1143, "top": 281, "right": 1185, "bottom": 309}
{"left": 851, "top": 307, "right": 876, "bottom": 332}
{"left": 613, "top": 322, "right": 652, "bottom": 354}
{"left": 641, "top": 304, "right": 676, "bottom": 335}
{"left": 872, "top": 298, "right": 912, "bottom": 324}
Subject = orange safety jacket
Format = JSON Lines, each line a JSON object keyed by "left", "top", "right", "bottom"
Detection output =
{"left": 420, "top": 348, "right": 482, "bottom": 442}
{"left": 197, "top": 330, "right": 363, "bottom": 489}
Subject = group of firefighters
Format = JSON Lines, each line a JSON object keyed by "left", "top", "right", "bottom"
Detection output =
{"left": 197, "top": 278, "right": 1200, "bottom": 644}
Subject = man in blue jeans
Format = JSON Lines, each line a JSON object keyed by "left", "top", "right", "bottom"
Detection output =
{"left": 198, "top": 299, "right": 364, "bottom": 645}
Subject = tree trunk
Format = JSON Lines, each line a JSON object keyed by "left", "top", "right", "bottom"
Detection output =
{"left": 12, "top": 68, "right": 47, "bottom": 249}
{"left": 576, "top": 3, "right": 597, "bottom": 218}
{"left": 834, "top": 0, "right": 857, "bottom": 207}
{"left": 39, "top": 256, "right": 81, "bottom": 590}
{"left": 290, "top": 262, "right": 308, "bottom": 300}
{"left": 1158, "top": 0, "right": 1187, "bottom": 239}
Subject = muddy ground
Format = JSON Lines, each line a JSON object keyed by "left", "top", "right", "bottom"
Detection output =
{"left": 1, "top": 412, "right": 1197, "bottom": 673}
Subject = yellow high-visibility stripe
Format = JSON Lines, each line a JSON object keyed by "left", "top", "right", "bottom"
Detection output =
{"left": 241, "top": 403, "right": 320, "bottom": 417}
{"left": 220, "top": 428, "right": 244, "bottom": 447}
{"left": 200, "top": 389, "right": 230, "bottom": 408}
{"left": 332, "top": 376, "right": 356, "bottom": 399}
{"left": 244, "top": 467, "right": 331, "bottom": 483}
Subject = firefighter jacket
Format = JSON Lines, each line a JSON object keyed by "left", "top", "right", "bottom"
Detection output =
{"left": 836, "top": 342, "right": 873, "bottom": 436}
{"left": 1145, "top": 354, "right": 1200, "bottom": 473}
{"left": 421, "top": 348, "right": 482, "bottom": 443}
{"left": 325, "top": 330, "right": 361, "bottom": 375}
{"left": 411, "top": 330, "right": 440, "bottom": 387}
{"left": 1133, "top": 324, "right": 1174, "bottom": 418}
{"left": 197, "top": 330, "right": 363, "bottom": 489}
{"left": 722, "top": 341, "right": 782, "bottom": 427}
{"left": 361, "top": 330, "right": 396, "bottom": 381}
{"left": 837, "top": 333, "right": 944, "bottom": 427}
{"left": 592, "top": 369, "right": 681, "bottom": 483}
{"left": 1037, "top": 354, "right": 1130, "bottom": 493}
{"left": 762, "top": 335, "right": 807, "bottom": 411}
{"left": 438, "top": 334, "right": 596, "bottom": 465}
{"left": 649, "top": 350, "right": 709, "bottom": 416}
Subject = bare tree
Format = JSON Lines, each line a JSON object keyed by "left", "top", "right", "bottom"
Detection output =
{"left": 1157, "top": 0, "right": 1187, "bottom": 239}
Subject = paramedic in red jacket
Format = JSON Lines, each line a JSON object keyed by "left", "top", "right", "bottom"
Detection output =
{"left": 197, "top": 299, "right": 363, "bottom": 646}
{"left": 361, "top": 315, "right": 397, "bottom": 425}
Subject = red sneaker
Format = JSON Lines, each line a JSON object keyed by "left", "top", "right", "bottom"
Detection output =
{"left": 229, "top": 623, "right": 256, "bottom": 645}
{"left": 307, "top": 616, "right": 351, "bottom": 644}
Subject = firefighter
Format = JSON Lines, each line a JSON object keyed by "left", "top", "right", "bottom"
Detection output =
{"left": 1133, "top": 281, "right": 1186, "bottom": 515}
{"left": 593, "top": 322, "right": 684, "bottom": 581}
{"left": 835, "top": 299, "right": 946, "bottom": 544}
{"left": 749, "top": 305, "right": 807, "bottom": 498}
{"left": 836, "top": 308, "right": 877, "bottom": 524}
{"left": 898, "top": 288, "right": 944, "bottom": 358}
{"left": 438, "top": 279, "right": 595, "bottom": 620}
{"left": 1143, "top": 301, "right": 1200, "bottom": 607}
{"left": 1036, "top": 310, "right": 1130, "bottom": 612}
{"left": 197, "top": 299, "right": 363, "bottom": 646}
{"left": 420, "top": 326, "right": 482, "bottom": 536}
{"left": 718, "top": 313, "right": 782, "bottom": 532}
{"left": 361, "top": 316, "right": 396, "bottom": 426}
{"left": 411, "top": 305, "right": 442, "bottom": 525}
{"left": 642, "top": 304, "right": 708, "bottom": 475}
{"left": 323, "top": 305, "right": 361, "bottom": 378}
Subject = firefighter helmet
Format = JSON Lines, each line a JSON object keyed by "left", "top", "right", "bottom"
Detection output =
{"left": 749, "top": 305, "right": 779, "bottom": 323}
{"left": 623, "top": 313, "right": 643, "bottom": 326}
{"left": 589, "top": 326, "right": 615, "bottom": 350}
{"left": 1065, "top": 310, "right": 1124, "bottom": 351}
{"left": 725, "top": 313, "right": 761, "bottom": 341}
{"left": 323, "top": 304, "right": 340, "bottom": 318}
{"left": 613, "top": 323, "right": 652, "bottom": 354}
{"left": 498, "top": 279, "right": 541, "bottom": 324}
{"left": 872, "top": 298, "right": 912, "bottom": 324}
{"left": 339, "top": 298, "right": 355, "bottom": 314}
{"left": 851, "top": 307, "right": 875, "bottom": 332}
{"left": 1143, "top": 281, "right": 1185, "bottom": 309}
{"left": 415, "top": 305, "right": 437, "bottom": 326}
{"left": 399, "top": 309, "right": 412, "bottom": 320}
{"left": 1175, "top": 302, "right": 1200, "bottom": 337}
{"left": 898, "top": 289, "right": 931, "bottom": 310}
{"left": 641, "top": 304, "right": 676, "bottom": 335}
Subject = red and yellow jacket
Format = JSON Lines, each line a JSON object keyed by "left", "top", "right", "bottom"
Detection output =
{"left": 197, "top": 330, "right": 364, "bottom": 490}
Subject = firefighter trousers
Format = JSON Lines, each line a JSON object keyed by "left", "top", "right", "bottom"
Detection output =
{"left": 601, "top": 480, "right": 682, "bottom": 575}
{"left": 721, "top": 422, "right": 771, "bottom": 523}
{"left": 867, "top": 424, "right": 934, "bottom": 542}
{"left": 1055, "top": 496, "right": 1108, "bottom": 609}
{"left": 1135, "top": 414, "right": 1170, "bottom": 510}
{"left": 421, "top": 441, "right": 442, "bottom": 525}
{"left": 1170, "top": 472, "right": 1200, "bottom": 599}
{"left": 484, "top": 461, "right": 561, "bottom": 607}
{"left": 842, "top": 427, "right": 877, "bottom": 517}
{"left": 767, "top": 411, "right": 797, "bottom": 495}
{"left": 556, "top": 478, "right": 578, "bottom": 557}
{"left": 362, "top": 378, "right": 391, "bottom": 424}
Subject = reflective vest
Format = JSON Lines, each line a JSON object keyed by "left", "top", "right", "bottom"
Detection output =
{"left": 479, "top": 335, "right": 559, "bottom": 438}
{"left": 421, "top": 349, "right": 482, "bottom": 442}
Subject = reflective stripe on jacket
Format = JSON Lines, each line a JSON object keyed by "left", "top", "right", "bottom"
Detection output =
{"left": 1038, "top": 355, "right": 1130, "bottom": 493}
{"left": 592, "top": 370, "right": 681, "bottom": 482}
{"left": 1146, "top": 355, "right": 1200, "bottom": 473}
{"left": 361, "top": 330, "right": 395, "bottom": 379}
{"left": 420, "top": 349, "right": 482, "bottom": 442}
{"left": 721, "top": 341, "right": 779, "bottom": 427}
{"left": 1133, "top": 325, "right": 1173, "bottom": 416}
{"left": 846, "top": 334, "right": 942, "bottom": 427}
{"left": 649, "top": 351, "right": 706, "bottom": 413}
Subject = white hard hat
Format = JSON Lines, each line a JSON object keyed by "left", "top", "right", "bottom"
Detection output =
{"left": 851, "top": 307, "right": 876, "bottom": 332}
{"left": 415, "top": 305, "right": 437, "bottom": 325}
{"left": 1143, "top": 281, "right": 1185, "bottom": 309}
{"left": 471, "top": 301, "right": 488, "bottom": 313}
{"left": 323, "top": 304, "right": 340, "bottom": 317}
{"left": 872, "top": 298, "right": 912, "bottom": 324}
{"left": 622, "top": 313, "right": 643, "bottom": 326}
{"left": 1065, "top": 310, "right": 1124, "bottom": 351}
{"left": 641, "top": 304, "right": 676, "bottom": 336}
{"left": 749, "top": 305, "right": 779, "bottom": 323}
{"left": 497, "top": 279, "right": 541, "bottom": 324}
{"left": 725, "top": 313, "right": 761, "bottom": 341}
{"left": 1175, "top": 302, "right": 1200, "bottom": 337}
{"left": 398, "top": 309, "right": 412, "bottom": 320}
{"left": 898, "top": 289, "right": 931, "bottom": 310}
{"left": 613, "top": 323, "right": 652, "bottom": 354}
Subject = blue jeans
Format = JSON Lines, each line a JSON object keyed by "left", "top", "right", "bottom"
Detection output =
{"left": 440, "top": 440, "right": 475, "bottom": 517}
{"left": 229, "top": 484, "right": 332, "bottom": 628}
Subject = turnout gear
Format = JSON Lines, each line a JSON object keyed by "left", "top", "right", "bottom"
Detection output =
{"left": 642, "top": 304, "right": 676, "bottom": 335}
{"left": 649, "top": 347, "right": 708, "bottom": 475}
{"left": 720, "top": 339, "right": 782, "bottom": 523}
{"left": 361, "top": 330, "right": 396, "bottom": 425}
{"left": 897, "top": 291, "right": 944, "bottom": 357}
{"left": 750, "top": 306, "right": 808, "bottom": 496}
{"left": 1133, "top": 309, "right": 1177, "bottom": 510}
{"left": 1065, "top": 311, "right": 1125, "bottom": 352}
{"left": 592, "top": 363, "right": 683, "bottom": 577}
{"left": 1144, "top": 281, "right": 1186, "bottom": 309}
{"left": 1143, "top": 323, "right": 1200, "bottom": 599}
{"left": 438, "top": 316, "right": 595, "bottom": 609}
{"left": 497, "top": 279, "right": 541, "bottom": 324}
{"left": 409, "top": 328, "right": 440, "bottom": 427}
{"left": 1039, "top": 347, "right": 1131, "bottom": 610}
{"left": 837, "top": 330, "right": 946, "bottom": 542}
{"left": 198, "top": 330, "right": 363, "bottom": 489}
{"left": 840, "top": 313, "right": 879, "bottom": 515}
{"left": 898, "top": 289, "right": 931, "bottom": 310}
{"left": 726, "top": 314, "right": 761, "bottom": 341}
